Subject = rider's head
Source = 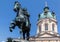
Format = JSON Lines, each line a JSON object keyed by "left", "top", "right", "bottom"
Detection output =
{"left": 23, "top": 8, "right": 27, "bottom": 11}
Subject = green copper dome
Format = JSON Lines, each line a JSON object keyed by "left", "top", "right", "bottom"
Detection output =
{"left": 38, "top": 6, "right": 56, "bottom": 20}
{"left": 40, "top": 12, "right": 56, "bottom": 19}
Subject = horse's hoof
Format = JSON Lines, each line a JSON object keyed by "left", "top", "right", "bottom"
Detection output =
{"left": 10, "top": 29, "right": 12, "bottom": 32}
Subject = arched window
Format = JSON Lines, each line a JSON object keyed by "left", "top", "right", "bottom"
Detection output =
{"left": 45, "top": 23, "right": 48, "bottom": 31}
{"left": 39, "top": 25, "right": 41, "bottom": 32}
{"left": 52, "top": 24, "right": 54, "bottom": 31}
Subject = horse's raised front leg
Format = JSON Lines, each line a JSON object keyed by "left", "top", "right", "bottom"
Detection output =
{"left": 9, "top": 20, "right": 16, "bottom": 32}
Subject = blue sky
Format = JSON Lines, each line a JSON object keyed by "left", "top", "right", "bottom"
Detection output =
{"left": 0, "top": 0, "right": 60, "bottom": 42}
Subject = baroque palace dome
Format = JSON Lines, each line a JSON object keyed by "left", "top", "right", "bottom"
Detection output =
{"left": 38, "top": 6, "right": 56, "bottom": 20}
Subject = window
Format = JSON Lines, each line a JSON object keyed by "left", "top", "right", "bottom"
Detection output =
{"left": 39, "top": 25, "right": 41, "bottom": 32}
{"left": 52, "top": 24, "right": 54, "bottom": 31}
{"left": 45, "top": 23, "right": 48, "bottom": 30}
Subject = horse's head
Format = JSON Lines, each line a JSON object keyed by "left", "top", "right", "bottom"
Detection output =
{"left": 13, "top": 1, "right": 21, "bottom": 12}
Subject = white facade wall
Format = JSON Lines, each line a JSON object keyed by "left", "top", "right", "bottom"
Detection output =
{"left": 37, "top": 18, "right": 58, "bottom": 34}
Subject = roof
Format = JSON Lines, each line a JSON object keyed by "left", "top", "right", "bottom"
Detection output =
{"left": 38, "top": 6, "right": 56, "bottom": 20}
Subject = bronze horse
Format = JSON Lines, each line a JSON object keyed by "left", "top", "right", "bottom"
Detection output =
{"left": 9, "top": 1, "right": 31, "bottom": 40}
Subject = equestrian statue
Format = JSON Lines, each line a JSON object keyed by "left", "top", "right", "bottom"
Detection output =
{"left": 9, "top": 1, "right": 31, "bottom": 41}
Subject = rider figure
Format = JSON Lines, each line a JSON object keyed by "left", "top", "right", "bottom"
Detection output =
{"left": 22, "top": 8, "right": 30, "bottom": 27}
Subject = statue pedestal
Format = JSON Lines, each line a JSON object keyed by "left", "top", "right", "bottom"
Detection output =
{"left": 20, "top": 40, "right": 29, "bottom": 42}
{"left": 12, "top": 38, "right": 29, "bottom": 42}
